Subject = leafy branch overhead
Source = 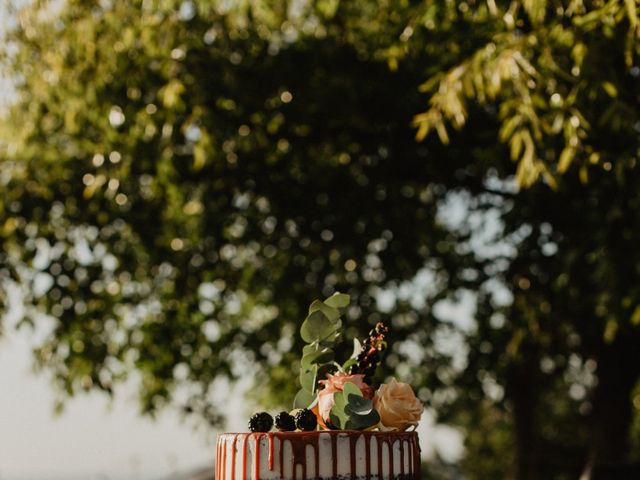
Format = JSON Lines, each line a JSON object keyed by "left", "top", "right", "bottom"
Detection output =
{"left": 294, "top": 292, "right": 350, "bottom": 409}
{"left": 413, "top": 0, "right": 640, "bottom": 188}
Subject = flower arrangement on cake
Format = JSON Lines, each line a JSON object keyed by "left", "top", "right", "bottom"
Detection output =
{"left": 246, "top": 291, "right": 422, "bottom": 434}
{"left": 215, "top": 292, "right": 423, "bottom": 480}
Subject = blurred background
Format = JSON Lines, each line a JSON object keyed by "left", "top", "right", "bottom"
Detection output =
{"left": 1, "top": 1, "right": 640, "bottom": 479}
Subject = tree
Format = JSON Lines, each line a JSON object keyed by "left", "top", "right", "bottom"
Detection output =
{"left": 1, "top": 0, "right": 473, "bottom": 426}
{"left": 1, "top": 1, "right": 640, "bottom": 479}
{"left": 411, "top": 0, "right": 640, "bottom": 476}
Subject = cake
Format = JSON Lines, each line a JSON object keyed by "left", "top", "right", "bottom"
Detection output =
{"left": 215, "top": 431, "right": 420, "bottom": 480}
{"left": 215, "top": 292, "right": 423, "bottom": 480}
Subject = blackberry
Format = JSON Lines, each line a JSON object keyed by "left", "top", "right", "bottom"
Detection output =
{"left": 274, "top": 411, "right": 296, "bottom": 432}
{"left": 294, "top": 408, "right": 317, "bottom": 431}
{"left": 248, "top": 412, "right": 273, "bottom": 432}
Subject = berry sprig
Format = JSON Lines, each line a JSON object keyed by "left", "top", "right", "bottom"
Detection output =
{"left": 348, "top": 322, "right": 389, "bottom": 382}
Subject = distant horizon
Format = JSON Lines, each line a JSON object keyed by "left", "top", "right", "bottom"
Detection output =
{"left": 0, "top": 310, "right": 215, "bottom": 480}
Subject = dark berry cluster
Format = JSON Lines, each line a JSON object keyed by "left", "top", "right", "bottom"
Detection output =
{"left": 274, "top": 411, "right": 296, "bottom": 432}
{"left": 248, "top": 412, "right": 273, "bottom": 432}
{"left": 249, "top": 409, "right": 318, "bottom": 432}
{"left": 294, "top": 408, "right": 317, "bottom": 431}
{"left": 348, "top": 321, "right": 389, "bottom": 382}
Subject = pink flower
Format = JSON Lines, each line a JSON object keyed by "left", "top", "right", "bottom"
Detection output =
{"left": 317, "top": 373, "right": 374, "bottom": 425}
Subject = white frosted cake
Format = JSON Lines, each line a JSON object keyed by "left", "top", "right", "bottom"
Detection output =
{"left": 215, "top": 430, "right": 420, "bottom": 480}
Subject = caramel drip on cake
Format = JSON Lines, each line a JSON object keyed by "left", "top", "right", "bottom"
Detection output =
{"left": 409, "top": 434, "right": 415, "bottom": 477}
{"left": 253, "top": 433, "right": 261, "bottom": 479}
{"left": 377, "top": 435, "right": 383, "bottom": 479}
{"left": 412, "top": 432, "right": 421, "bottom": 478}
{"left": 279, "top": 436, "right": 285, "bottom": 478}
{"left": 268, "top": 435, "right": 274, "bottom": 471}
{"left": 215, "top": 440, "right": 220, "bottom": 480}
{"left": 230, "top": 435, "right": 237, "bottom": 480}
{"left": 286, "top": 433, "right": 320, "bottom": 480}
{"left": 221, "top": 437, "right": 227, "bottom": 480}
{"left": 241, "top": 434, "right": 248, "bottom": 480}
{"left": 388, "top": 437, "right": 395, "bottom": 478}
{"left": 331, "top": 433, "right": 337, "bottom": 478}
{"left": 349, "top": 435, "right": 357, "bottom": 478}
{"left": 365, "top": 435, "right": 371, "bottom": 480}
{"left": 314, "top": 435, "right": 320, "bottom": 479}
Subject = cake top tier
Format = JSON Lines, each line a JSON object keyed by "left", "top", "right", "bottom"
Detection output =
{"left": 219, "top": 430, "right": 420, "bottom": 439}
{"left": 216, "top": 430, "right": 421, "bottom": 480}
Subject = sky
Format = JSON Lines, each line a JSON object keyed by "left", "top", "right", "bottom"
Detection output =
{"left": 0, "top": 320, "right": 215, "bottom": 480}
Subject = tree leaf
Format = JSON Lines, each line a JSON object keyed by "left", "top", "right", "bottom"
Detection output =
{"left": 624, "top": 0, "right": 638, "bottom": 29}
{"left": 558, "top": 147, "right": 575, "bottom": 173}
{"left": 602, "top": 81, "right": 618, "bottom": 98}
{"left": 523, "top": 0, "right": 547, "bottom": 25}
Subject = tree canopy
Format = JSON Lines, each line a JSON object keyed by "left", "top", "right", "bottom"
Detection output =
{"left": 1, "top": 1, "right": 640, "bottom": 478}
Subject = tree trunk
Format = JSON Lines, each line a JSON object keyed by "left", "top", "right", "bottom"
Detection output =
{"left": 508, "top": 349, "right": 540, "bottom": 480}
{"left": 582, "top": 331, "right": 640, "bottom": 479}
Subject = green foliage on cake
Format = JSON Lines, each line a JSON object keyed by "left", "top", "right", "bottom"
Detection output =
{"left": 294, "top": 293, "right": 420, "bottom": 432}
{"left": 295, "top": 293, "right": 349, "bottom": 409}
{"left": 328, "top": 381, "right": 380, "bottom": 431}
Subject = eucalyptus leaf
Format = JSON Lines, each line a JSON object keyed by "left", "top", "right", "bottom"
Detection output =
{"left": 347, "top": 409, "right": 380, "bottom": 430}
{"left": 303, "top": 344, "right": 318, "bottom": 356}
{"left": 332, "top": 388, "right": 348, "bottom": 411}
{"left": 299, "top": 369, "right": 316, "bottom": 392}
{"left": 328, "top": 381, "right": 380, "bottom": 430}
{"left": 329, "top": 393, "right": 349, "bottom": 428}
{"left": 324, "top": 292, "right": 350, "bottom": 308}
{"left": 343, "top": 381, "right": 363, "bottom": 399}
{"left": 333, "top": 319, "right": 343, "bottom": 332}
{"left": 341, "top": 358, "right": 357, "bottom": 371}
{"left": 300, "top": 310, "right": 335, "bottom": 343}
{"left": 308, "top": 299, "right": 340, "bottom": 322}
{"left": 347, "top": 396, "right": 373, "bottom": 415}
{"left": 301, "top": 349, "right": 335, "bottom": 370}
{"left": 328, "top": 411, "right": 343, "bottom": 429}
{"left": 293, "top": 389, "right": 317, "bottom": 409}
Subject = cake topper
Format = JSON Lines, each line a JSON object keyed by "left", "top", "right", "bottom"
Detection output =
{"left": 249, "top": 292, "right": 423, "bottom": 433}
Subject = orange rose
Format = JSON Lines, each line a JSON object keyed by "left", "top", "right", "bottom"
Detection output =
{"left": 373, "top": 378, "right": 423, "bottom": 431}
{"left": 317, "top": 373, "right": 374, "bottom": 425}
